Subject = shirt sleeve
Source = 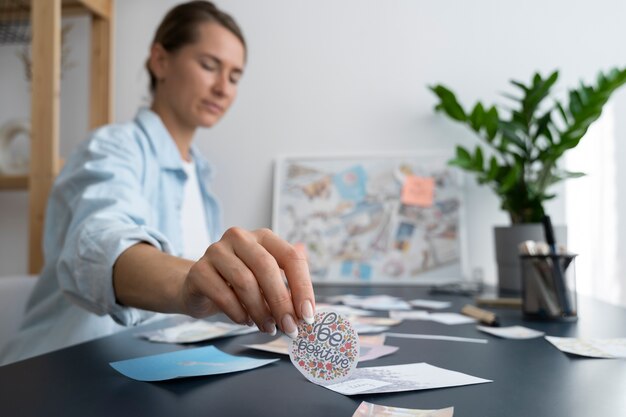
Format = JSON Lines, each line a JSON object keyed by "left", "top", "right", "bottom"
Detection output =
{"left": 54, "top": 127, "right": 174, "bottom": 326}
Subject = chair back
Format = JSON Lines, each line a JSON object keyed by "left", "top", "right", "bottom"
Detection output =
{"left": 0, "top": 275, "right": 37, "bottom": 350}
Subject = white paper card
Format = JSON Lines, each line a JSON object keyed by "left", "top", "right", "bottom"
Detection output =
{"left": 390, "top": 311, "right": 476, "bottom": 325}
{"left": 477, "top": 325, "right": 544, "bottom": 339}
{"left": 325, "top": 362, "right": 491, "bottom": 395}
{"left": 409, "top": 299, "right": 453, "bottom": 310}
{"left": 317, "top": 303, "right": 376, "bottom": 317}
{"left": 353, "top": 401, "right": 454, "bottom": 417}
{"left": 545, "top": 336, "right": 626, "bottom": 358}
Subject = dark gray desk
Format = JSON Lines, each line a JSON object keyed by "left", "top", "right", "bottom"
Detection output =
{"left": 1, "top": 286, "right": 625, "bottom": 417}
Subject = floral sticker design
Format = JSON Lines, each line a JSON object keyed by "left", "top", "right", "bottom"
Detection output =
{"left": 289, "top": 311, "right": 360, "bottom": 385}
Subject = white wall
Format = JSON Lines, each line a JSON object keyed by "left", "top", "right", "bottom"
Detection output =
{"left": 1, "top": 0, "right": 625, "bottom": 292}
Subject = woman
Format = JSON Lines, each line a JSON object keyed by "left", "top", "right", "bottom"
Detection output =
{"left": 0, "top": 1, "right": 315, "bottom": 365}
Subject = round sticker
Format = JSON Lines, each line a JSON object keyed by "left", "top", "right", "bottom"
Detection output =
{"left": 289, "top": 311, "right": 360, "bottom": 385}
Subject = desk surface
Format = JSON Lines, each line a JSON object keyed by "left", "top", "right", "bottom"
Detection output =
{"left": 1, "top": 285, "right": 625, "bottom": 417}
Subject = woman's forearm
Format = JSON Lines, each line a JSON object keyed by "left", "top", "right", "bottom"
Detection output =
{"left": 112, "top": 242, "right": 193, "bottom": 314}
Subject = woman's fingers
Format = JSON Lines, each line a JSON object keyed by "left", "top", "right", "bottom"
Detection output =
{"left": 221, "top": 227, "right": 304, "bottom": 338}
{"left": 188, "top": 227, "right": 315, "bottom": 338}
{"left": 208, "top": 241, "right": 277, "bottom": 335}
{"left": 252, "top": 228, "right": 315, "bottom": 323}
{"left": 184, "top": 255, "right": 248, "bottom": 324}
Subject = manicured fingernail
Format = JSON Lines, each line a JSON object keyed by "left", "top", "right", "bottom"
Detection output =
{"left": 263, "top": 318, "right": 277, "bottom": 336}
{"left": 301, "top": 300, "right": 315, "bottom": 324}
{"left": 281, "top": 314, "right": 298, "bottom": 339}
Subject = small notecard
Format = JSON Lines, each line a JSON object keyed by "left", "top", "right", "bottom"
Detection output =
{"left": 477, "top": 325, "right": 544, "bottom": 339}
{"left": 109, "top": 345, "right": 278, "bottom": 382}
{"left": 352, "top": 401, "right": 454, "bottom": 417}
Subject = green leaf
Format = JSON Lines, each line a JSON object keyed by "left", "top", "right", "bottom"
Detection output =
{"left": 429, "top": 85, "right": 467, "bottom": 121}
{"left": 486, "top": 156, "right": 499, "bottom": 181}
{"left": 474, "top": 146, "right": 484, "bottom": 171}
{"left": 469, "top": 103, "right": 485, "bottom": 132}
{"left": 559, "top": 170, "right": 586, "bottom": 179}
{"left": 498, "top": 163, "right": 521, "bottom": 193}
{"left": 498, "top": 121, "right": 527, "bottom": 154}
{"left": 555, "top": 101, "right": 570, "bottom": 124}
{"left": 448, "top": 146, "right": 474, "bottom": 170}
{"left": 510, "top": 80, "right": 529, "bottom": 93}
{"left": 485, "top": 107, "right": 499, "bottom": 140}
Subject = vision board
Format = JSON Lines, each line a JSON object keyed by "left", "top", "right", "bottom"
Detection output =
{"left": 272, "top": 153, "right": 467, "bottom": 284}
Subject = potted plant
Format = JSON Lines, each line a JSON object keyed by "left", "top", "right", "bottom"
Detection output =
{"left": 429, "top": 67, "right": 626, "bottom": 292}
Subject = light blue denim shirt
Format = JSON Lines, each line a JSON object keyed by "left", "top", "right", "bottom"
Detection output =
{"left": 0, "top": 108, "right": 222, "bottom": 365}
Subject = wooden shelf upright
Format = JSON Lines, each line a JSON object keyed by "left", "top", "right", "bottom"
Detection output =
{"left": 0, "top": 0, "right": 114, "bottom": 274}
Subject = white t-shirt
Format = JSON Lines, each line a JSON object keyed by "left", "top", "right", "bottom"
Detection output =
{"left": 181, "top": 159, "right": 211, "bottom": 260}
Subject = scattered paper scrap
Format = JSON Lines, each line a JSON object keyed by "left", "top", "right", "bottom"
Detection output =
{"left": 350, "top": 316, "right": 402, "bottom": 335}
{"left": 317, "top": 303, "right": 376, "bottom": 317}
{"left": 409, "top": 299, "right": 452, "bottom": 310}
{"left": 137, "top": 320, "right": 257, "bottom": 344}
{"left": 359, "top": 344, "right": 400, "bottom": 362}
{"left": 244, "top": 337, "right": 292, "bottom": 355}
{"left": 326, "top": 362, "right": 491, "bottom": 395}
{"left": 477, "top": 325, "right": 544, "bottom": 339}
{"left": 352, "top": 316, "right": 403, "bottom": 327}
{"left": 353, "top": 401, "right": 454, "bottom": 417}
{"left": 353, "top": 324, "right": 391, "bottom": 334}
{"left": 390, "top": 311, "right": 476, "bottom": 325}
{"left": 389, "top": 311, "right": 430, "bottom": 320}
{"left": 545, "top": 336, "right": 626, "bottom": 358}
{"left": 109, "top": 345, "right": 278, "bottom": 382}
{"left": 324, "top": 294, "right": 361, "bottom": 304}
{"left": 360, "top": 334, "right": 386, "bottom": 345}
{"left": 344, "top": 295, "right": 412, "bottom": 311}
{"left": 385, "top": 332, "right": 488, "bottom": 344}
{"left": 327, "top": 295, "right": 412, "bottom": 311}
{"left": 289, "top": 311, "right": 360, "bottom": 384}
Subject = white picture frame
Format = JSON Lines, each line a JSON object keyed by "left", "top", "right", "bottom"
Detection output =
{"left": 272, "top": 152, "right": 469, "bottom": 285}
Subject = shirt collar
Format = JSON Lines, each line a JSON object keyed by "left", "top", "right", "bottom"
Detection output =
{"left": 135, "top": 108, "right": 184, "bottom": 170}
{"left": 135, "top": 108, "right": 214, "bottom": 179}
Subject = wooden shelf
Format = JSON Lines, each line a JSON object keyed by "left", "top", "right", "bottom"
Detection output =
{"left": 0, "top": 158, "right": 64, "bottom": 190}
{"left": 0, "top": 175, "right": 28, "bottom": 190}
{"left": 0, "top": 0, "right": 111, "bottom": 18}
{"left": 0, "top": 0, "right": 114, "bottom": 274}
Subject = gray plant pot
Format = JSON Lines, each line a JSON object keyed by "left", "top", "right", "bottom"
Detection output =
{"left": 494, "top": 223, "right": 567, "bottom": 294}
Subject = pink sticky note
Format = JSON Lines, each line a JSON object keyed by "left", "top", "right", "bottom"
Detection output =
{"left": 289, "top": 311, "right": 360, "bottom": 385}
{"left": 401, "top": 175, "right": 434, "bottom": 207}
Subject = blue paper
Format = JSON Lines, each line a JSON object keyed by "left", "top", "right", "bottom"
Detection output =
{"left": 110, "top": 345, "right": 279, "bottom": 381}
{"left": 333, "top": 165, "right": 367, "bottom": 202}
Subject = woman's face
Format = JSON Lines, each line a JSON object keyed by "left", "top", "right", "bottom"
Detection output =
{"left": 153, "top": 22, "right": 245, "bottom": 129}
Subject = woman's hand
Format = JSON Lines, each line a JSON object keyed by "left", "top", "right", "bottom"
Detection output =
{"left": 181, "top": 227, "right": 315, "bottom": 338}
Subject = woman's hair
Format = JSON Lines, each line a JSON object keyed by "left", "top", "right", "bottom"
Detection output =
{"left": 146, "top": 1, "right": 246, "bottom": 93}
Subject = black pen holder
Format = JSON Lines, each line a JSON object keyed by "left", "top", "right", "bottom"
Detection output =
{"left": 520, "top": 253, "right": 578, "bottom": 321}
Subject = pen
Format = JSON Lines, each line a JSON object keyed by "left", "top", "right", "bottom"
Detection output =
{"left": 461, "top": 304, "right": 500, "bottom": 326}
{"left": 542, "top": 215, "right": 571, "bottom": 315}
